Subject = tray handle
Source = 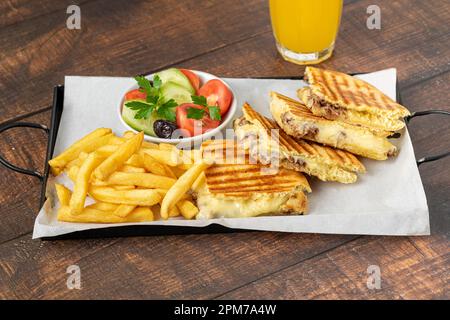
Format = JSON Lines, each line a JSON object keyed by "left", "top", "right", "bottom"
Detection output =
{"left": 0, "top": 122, "right": 50, "bottom": 180}
{"left": 405, "top": 110, "right": 450, "bottom": 166}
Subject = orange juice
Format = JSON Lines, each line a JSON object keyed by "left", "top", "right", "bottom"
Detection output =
{"left": 269, "top": 0, "right": 343, "bottom": 64}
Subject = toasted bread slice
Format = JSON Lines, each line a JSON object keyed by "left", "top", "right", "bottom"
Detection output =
{"left": 233, "top": 103, "right": 365, "bottom": 183}
{"left": 297, "top": 87, "right": 392, "bottom": 137}
{"left": 270, "top": 91, "right": 398, "bottom": 160}
{"left": 302, "top": 67, "right": 410, "bottom": 132}
{"left": 195, "top": 140, "right": 311, "bottom": 219}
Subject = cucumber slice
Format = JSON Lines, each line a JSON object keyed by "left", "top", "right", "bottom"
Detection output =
{"left": 121, "top": 102, "right": 156, "bottom": 136}
{"left": 154, "top": 68, "right": 195, "bottom": 94}
{"left": 160, "top": 81, "right": 193, "bottom": 105}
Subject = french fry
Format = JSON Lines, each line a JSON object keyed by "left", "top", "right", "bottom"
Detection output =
{"left": 87, "top": 202, "right": 118, "bottom": 211}
{"left": 108, "top": 136, "right": 126, "bottom": 145}
{"left": 50, "top": 127, "right": 208, "bottom": 223}
{"left": 66, "top": 157, "right": 80, "bottom": 170}
{"left": 113, "top": 204, "right": 136, "bottom": 218}
{"left": 192, "top": 172, "right": 206, "bottom": 191}
{"left": 129, "top": 206, "right": 154, "bottom": 221}
{"left": 106, "top": 172, "right": 176, "bottom": 189}
{"left": 79, "top": 152, "right": 89, "bottom": 161}
{"left": 160, "top": 161, "right": 210, "bottom": 219}
{"left": 159, "top": 143, "right": 177, "bottom": 151}
{"left": 48, "top": 128, "right": 112, "bottom": 174}
{"left": 187, "top": 149, "right": 202, "bottom": 163}
{"left": 96, "top": 144, "right": 120, "bottom": 157}
{"left": 141, "top": 141, "right": 159, "bottom": 149}
{"left": 179, "top": 150, "right": 194, "bottom": 165}
{"left": 93, "top": 131, "right": 144, "bottom": 180}
{"left": 58, "top": 205, "right": 153, "bottom": 223}
{"left": 120, "top": 165, "right": 146, "bottom": 173}
{"left": 154, "top": 189, "right": 169, "bottom": 197}
{"left": 123, "top": 131, "right": 158, "bottom": 149}
{"left": 123, "top": 131, "right": 135, "bottom": 139}
{"left": 177, "top": 163, "right": 194, "bottom": 170}
{"left": 66, "top": 151, "right": 88, "bottom": 169}
{"left": 141, "top": 152, "right": 167, "bottom": 176}
{"left": 169, "top": 206, "right": 180, "bottom": 217}
{"left": 113, "top": 185, "right": 135, "bottom": 190}
{"left": 67, "top": 165, "right": 79, "bottom": 182}
{"left": 151, "top": 204, "right": 161, "bottom": 220}
{"left": 158, "top": 199, "right": 180, "bottom": 217}
{"left": 70, "top": 152, "right": 105, "bottom": 214}
{"left": 177, "top": 200, "right": 199, "bottom": 220}
{"left": 162, "top": 164, "right": 177, "bottom": 179}
{"left": 89, "top": 186, "right": 161, "bottom": 206}
{"left": 55, "top": 184, "right": 72, "bottom": 206}
{"left": 144, "top": 149, "right": 180, "bottom": 166}
{"left": 125, "top": 154, "right": 144, "bottom": 167}
{"left": 90, "top": 178, "right": 109, "bottom": 186}
{"left": 171, "top": 166, "right": 186, "bottom": 178}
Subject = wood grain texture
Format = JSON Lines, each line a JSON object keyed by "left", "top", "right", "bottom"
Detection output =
{"left": 402, "top": 72, "right": 450, "bottom": 236}
{"left": 0, "top": 0, "right": 90, "bottom": 28}
{"left": 182, "top": 0, "right": 450, "bottom": 85}
{"left": 0, "top": 232, "right": 354, "bottom": 299}
{"left": 0, "top": 0, "right": 449, "bottom": 300}
{"left": 0, "top": 111, "right": 50, "bottom": 243}
{"left": 0, "top": 0, "right": 270, "bottom": 123}
{"left": 218, "top": 235, "right": 449, "bottom": 299}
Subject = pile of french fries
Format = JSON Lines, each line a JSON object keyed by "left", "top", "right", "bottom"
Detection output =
{"left": 48, "top": 128, "right": 209, "bottom": 223}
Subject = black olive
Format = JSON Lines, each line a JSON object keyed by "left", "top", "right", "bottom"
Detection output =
{"left": 153, "top": 120, "right": 178, "bottom": 139}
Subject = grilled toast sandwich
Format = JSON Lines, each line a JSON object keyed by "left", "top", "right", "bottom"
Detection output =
{"left": 233, "top": 103, "right": 365, "bottom": 183}
{"left": 300, "top": 67, "right": 410, "bottom": 133}
{"left": 270, "top": 91, "right": 398, "bottom": 160}
{"left": 195, "top": 140, "right": 311, "bottom": 219}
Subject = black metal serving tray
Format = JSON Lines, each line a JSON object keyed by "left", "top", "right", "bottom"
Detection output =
{"left": 0, "top": 76, "right": 448, "bottom": 240}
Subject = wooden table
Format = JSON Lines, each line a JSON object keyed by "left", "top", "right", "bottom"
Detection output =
{"left": 0, "top": 0, "right": 448, "bottom": 300}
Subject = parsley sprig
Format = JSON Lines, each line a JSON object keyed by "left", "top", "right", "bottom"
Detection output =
{"left": 188, "top": 95, "right": 221, "bottom": 121}
{"left": 125, "top": 75, "right": 177, "bottom": 122}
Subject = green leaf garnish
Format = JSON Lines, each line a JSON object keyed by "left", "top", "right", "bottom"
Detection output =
{"left": 191, "top": 95, "right": 222, "bottom": 120}
{"left": 126, "top": 75, "right": 179, "bottom": 121}
{"left": 157, "top": 99, "right": 178, "bottom": 122}
{"left": 191, "top": 95, "right": 207, "bottom": 106}
{"left": 134, "top": 76, "right": 152, "bottom": 94}
{"left": 187, "top": 107, "right": 205, "bottom": 120}
{"left": 208, "top": 106, "right": 221, "bottom": 120}
{"left": 125, "top": 101, "right": 155, "bottom": 119}
{"left": 152, "top": 75, "right": 162, "bottom": 89}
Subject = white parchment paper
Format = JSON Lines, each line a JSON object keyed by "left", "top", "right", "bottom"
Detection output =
{"left": 32, "top": 69, "right": 430, "bottom": 238}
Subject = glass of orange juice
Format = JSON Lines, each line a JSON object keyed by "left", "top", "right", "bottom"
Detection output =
{"left": 269, "top": 0, "right": 343, "bottom": 65}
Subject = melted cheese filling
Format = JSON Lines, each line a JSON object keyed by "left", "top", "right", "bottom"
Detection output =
{"left": 311, "top": 105, "right": 404, "bottom": 132}
{"left": 234, "top": 123, "right": 358, "bottom": 183}
{"left": 196, "top": 192, "right": 289, "bottom": 219}
{"left": 282, "top": 116, "right": 396, "bottom": 160}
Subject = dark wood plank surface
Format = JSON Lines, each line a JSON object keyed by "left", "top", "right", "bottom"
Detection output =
{"left": 0, "top": 0, "right": 448, "bottom": 299}
{"left": 219, "top": 235, "right": 449, "bottom": 299}
{"left": 0, "top": 110, "right": 49, "bottom": 242}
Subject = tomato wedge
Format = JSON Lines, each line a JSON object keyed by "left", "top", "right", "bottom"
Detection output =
{"left": 124, "top": 89, "right": 146, "bottom": 101}
{"left": 180, "top": 69, "right": 200, "bottom": 93}
{"left": 197, "top": 79, "right": 232, "bottom": 116}
{"left": 176, "top": 103, "right": 220, "bottom": 137}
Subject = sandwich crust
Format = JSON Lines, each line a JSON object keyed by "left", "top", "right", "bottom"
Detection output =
{"left": 195, "top": 140, "right": 311, "bottom": 219}
{"left": 234, "top": 103, "right": 365, "bottom": 183}
{"left": 270, "top": 91, "right": 398, "bottom": 160}
{"left": 303, "top": 67, "right": 410, "bottom": 132}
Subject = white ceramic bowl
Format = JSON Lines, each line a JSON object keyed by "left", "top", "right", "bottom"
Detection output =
{"left": 118, "top": 70, "right": 237, "bottom": 145}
